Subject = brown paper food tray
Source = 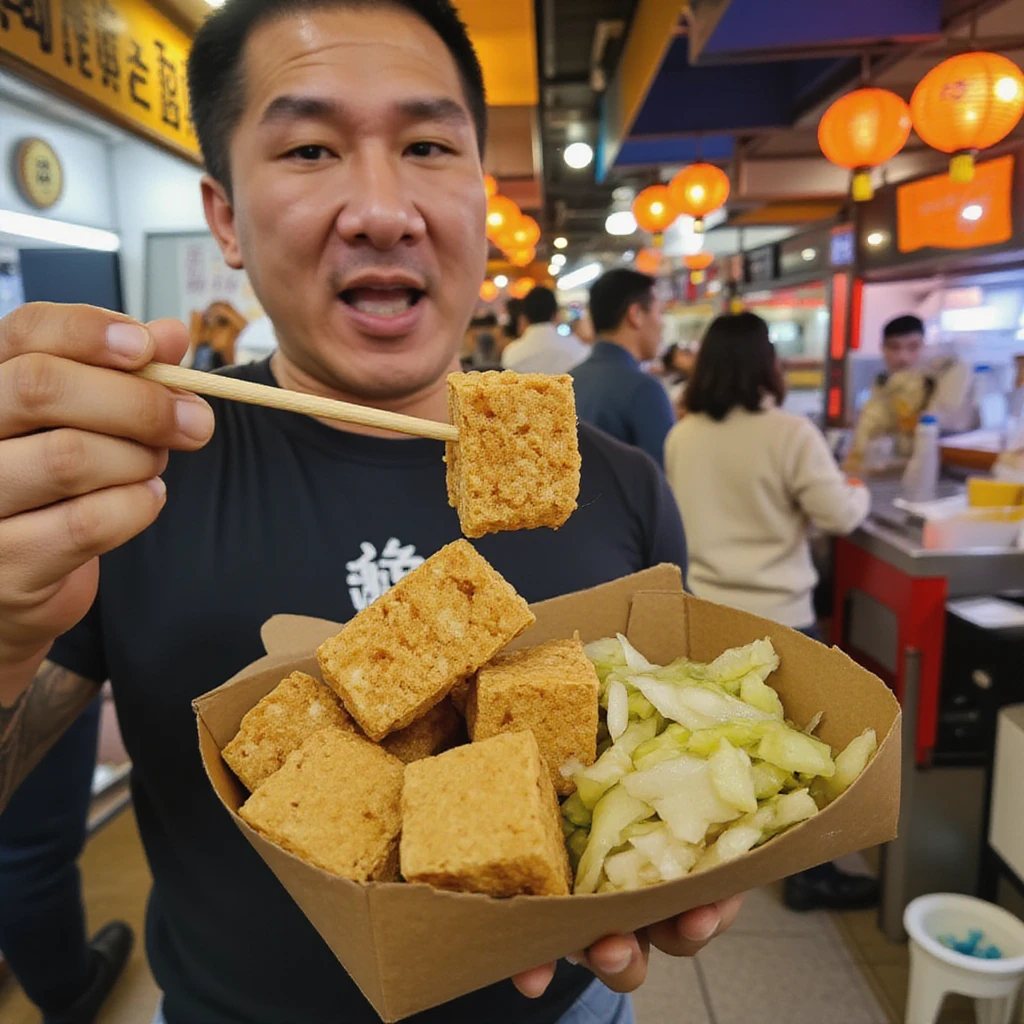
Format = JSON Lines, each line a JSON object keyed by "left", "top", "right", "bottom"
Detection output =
{"left": 194, "top": 565, "right": 901, "bottom": 1022}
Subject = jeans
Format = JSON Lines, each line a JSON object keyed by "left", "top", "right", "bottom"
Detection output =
{"left": 0, "top": 699, "right": 102, "bottom": 1014}
{"left": 151, "top": 981, "right": 634, "bottom": 1024}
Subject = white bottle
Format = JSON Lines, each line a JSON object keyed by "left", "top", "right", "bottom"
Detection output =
{"left": 902, "top": 414, "right": 940, "bottom": 504}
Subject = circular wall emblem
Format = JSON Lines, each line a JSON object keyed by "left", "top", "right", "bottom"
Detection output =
{"left": 15, "top": 138, "right": 64, "bottom": 209}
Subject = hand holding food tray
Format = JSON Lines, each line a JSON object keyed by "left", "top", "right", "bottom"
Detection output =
{"left": 194, "top": 554, "right": 900, "bottom": 1022}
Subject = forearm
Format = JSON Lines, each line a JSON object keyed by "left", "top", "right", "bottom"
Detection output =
{"left": 0, "top": 659, "right": 100, "bottom": 813}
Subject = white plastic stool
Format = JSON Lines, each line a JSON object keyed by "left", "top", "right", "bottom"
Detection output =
{"left": 903, "top": 894, "right": 1024, "bottom": 1024}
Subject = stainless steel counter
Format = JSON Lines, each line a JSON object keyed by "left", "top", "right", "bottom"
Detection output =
{"left": 846, "top": 481, "right": 1024, "bottom": 596}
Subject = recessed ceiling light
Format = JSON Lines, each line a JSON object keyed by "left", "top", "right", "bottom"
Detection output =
{"left": 801, "top": 248, "right": 816, "bottom": 261}
{"left": 866, "top": 230, "right": 888, "bottom": 247}
{"left": 605, "top": 211, "right": 638, "bottom": 236}
{"left": 550, "top": 253, "right": 567, "bottom": 267}
{"left": 494, "top": 274, "right": 508, "bottom": 288}
{"left": 564, "top": 142, "right": 594, "bottom": 169}
{"left": 553, "top": 236, "right": 568, "bottom": 249}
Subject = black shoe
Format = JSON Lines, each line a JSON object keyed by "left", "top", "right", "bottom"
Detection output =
{"left": 783, "top": 862, "right": 879, "bottom": 912}
{"left": 44, "top": 921, "right": 134, "bottom": 1024}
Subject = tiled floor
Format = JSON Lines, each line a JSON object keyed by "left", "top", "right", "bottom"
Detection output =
{"left": 2, "top": 810, "right": 1008, "bottom": 1024}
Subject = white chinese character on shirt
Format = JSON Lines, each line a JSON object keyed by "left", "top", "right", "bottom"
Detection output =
{"left": 346, "top": 538, "right": 424, "bottom": 611}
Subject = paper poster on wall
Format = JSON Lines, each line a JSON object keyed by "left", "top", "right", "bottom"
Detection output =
{"left": 147, "top": 232, "right": 266, "bottom": 370}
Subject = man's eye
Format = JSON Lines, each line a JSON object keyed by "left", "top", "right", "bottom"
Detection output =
{"left": 406, "top": 141, "right": 451, "bottom": 158}
{"left": 288, "top": 145, "right": 330, "bottom": 161}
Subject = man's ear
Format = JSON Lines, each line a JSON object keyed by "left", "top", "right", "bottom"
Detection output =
{"left": 626, "top": 301, "right": 644, "bottom": 330}
{"left": 201, "top": 174, "right": 244, "bottom": 270}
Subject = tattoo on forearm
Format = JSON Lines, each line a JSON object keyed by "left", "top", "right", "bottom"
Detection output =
{"left": 0, "top": 660, "right": 99, "bottom": 812}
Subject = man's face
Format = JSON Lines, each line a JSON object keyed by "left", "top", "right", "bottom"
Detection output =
{"left": 636, "top": 296, "right": 664, "bottom": 362}
{"left": 203, "top": 6, "right": 487, "bottom": 400}
{"left": 882, "top": 331, "right": 924, "bottom": 374}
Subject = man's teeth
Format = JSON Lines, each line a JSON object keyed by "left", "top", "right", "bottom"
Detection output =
{"left": 349, "top": 291, "right": 414, "bottom": 317}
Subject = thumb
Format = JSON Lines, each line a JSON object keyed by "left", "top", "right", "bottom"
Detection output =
{"left": 146, "top": 318, "right": 191, "bottom": 366}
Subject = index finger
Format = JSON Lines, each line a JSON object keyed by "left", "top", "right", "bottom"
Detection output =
{"left": 0, "top": 302, "right": 156, "bottom": 370}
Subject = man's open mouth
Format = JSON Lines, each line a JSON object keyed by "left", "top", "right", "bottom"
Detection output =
{"left": 339, "top": 286, "right": 425, "bottom": 318}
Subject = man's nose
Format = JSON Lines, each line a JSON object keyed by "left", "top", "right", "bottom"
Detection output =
{"left": 334, "top": 150, "right": 427, "bottom": 250}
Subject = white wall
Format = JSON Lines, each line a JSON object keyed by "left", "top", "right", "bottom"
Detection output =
{"left": 111, "top": 137, "right": 207, "bottom": 320}
{"left": 0, "top": 96, "right": 116, "bottom": 229}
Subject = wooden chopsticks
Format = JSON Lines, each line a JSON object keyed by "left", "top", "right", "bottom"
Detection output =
{"left": 135, "top": 363, "right": 459, "bottom": 443}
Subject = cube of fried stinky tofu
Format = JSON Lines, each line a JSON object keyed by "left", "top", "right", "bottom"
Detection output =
{"left": 400, "top": 730, "right": 571, "bottom": 897}
{"left": 467, "top": 636, "right": 599, "bottom": 795}
{"left": 222, "top": 670, "right": 355, "bottom": 792}
{"left": 445, "top": 371, "right": 581, "bottom": 538}
{"left": 316, "top": 540, "right": 535, "bottom": 741}
{"left": 239, "top": 728, "right": 404, "bottom": 882}
{"left": 381, "top": 697, "right": 465, "bottom": 763}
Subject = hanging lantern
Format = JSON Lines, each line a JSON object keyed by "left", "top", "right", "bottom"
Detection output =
{"left": 507, "top": 246, "right": 536, "bottom": 268}
{"left": 486, "top": 195, "right": 521, "bottom": 242}
{"left": 632, "top": 185, "right": 677, "bottom": 245}
{"left": 668, "top": 163, "right": 730, "bottom": 232}
{"left": 634, "top": 248, "right": 662, "bottom": 275}
{"left": 509, "top": 277, "right": 536, "bottom": 299}
{"left": 911, "top": 52, "right": 1024, "bottom": 183}
{"left": 817, "top": 88, "right": 912, "bottom": 201}
{"left": 684, "top": 251, "right": 714, "bottom": 285}
{"left": 479, "top": 280, "right": 499, "bottom": 302}
{"left": 483, "top": 174, "right": 498, "bottom": 198}
{"left": 508, "top": 215, "right": 541, "bottom": 249}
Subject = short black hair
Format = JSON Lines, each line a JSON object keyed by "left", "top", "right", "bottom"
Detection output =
{"left": 188, "top": 0, "right": 487, "bottom": 192}
{"left": 883, "top": 315, "right": 925, "bottom": 343}
{"left": 522, "top": 286, "right": 558, "bottom": 325}
{"left": 504, "top": 297, "right": 524, "bottom": 339}
{"left": 588, "top": 268, "right": 655, "bottom": 335}
{"left": 684, "top": 312, "right": 785, "bottom": 421}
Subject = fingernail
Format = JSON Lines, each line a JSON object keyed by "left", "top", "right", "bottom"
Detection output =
{"left": 681, "top": 913, "right": 720, "bottom": 944}
{"left": 564, "top": 954, "right": 583, "bottom": 966}
{"left": 107, "top": 323, "right": 149, "bottom": 358}
{"left": 147, "top": 477, "right": 166, "bottom": 501}
{"left": 175, "top": 398, "right": 214, "bottom": 441}
{"left": 601, "top": 950, "right": 632, "bottom": 975}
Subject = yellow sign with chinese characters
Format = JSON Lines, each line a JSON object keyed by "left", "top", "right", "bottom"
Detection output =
{"left": 0, "top": 0, "right": 200, "bottom": 161}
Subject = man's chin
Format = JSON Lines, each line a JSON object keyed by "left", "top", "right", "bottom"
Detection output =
{"left": 318, "top": 350, "right": 457, "bottom": 405}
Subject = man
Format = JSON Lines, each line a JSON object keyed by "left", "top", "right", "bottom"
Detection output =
{"left": 0, "top": 3, "right": 735, "bottom": 1024}
{"left": 501, "top": 285, "right": 589, "bottom": 374}
{"left": 571, "top": 269, "right": 676, "bottom": 467}
{"left": 846, "top": 314, "right": 975, "bottom": 472}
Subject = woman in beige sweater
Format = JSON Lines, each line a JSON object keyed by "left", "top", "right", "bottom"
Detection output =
{"left": 665, "top": 312, "right": 870, "bottom": 635}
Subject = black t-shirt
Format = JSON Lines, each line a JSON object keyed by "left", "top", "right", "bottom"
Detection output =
{"left": 49, "top": 358, "right": 688, "bottom": 1024}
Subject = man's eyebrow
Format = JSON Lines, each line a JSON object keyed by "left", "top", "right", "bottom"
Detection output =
{"left": 397, "top": 97, "right": 471, "bottom": 126}
{"left": 259, "top": 95, "right": 339, "bottom": 126}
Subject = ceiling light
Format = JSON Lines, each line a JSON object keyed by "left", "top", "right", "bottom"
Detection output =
{"left": 557, "top": 262, "right": 602, "bottom": 290}
{"left": 563, "top": 142, "right": 594, "bottom": 170}
{"left": 866, "top": 230, "right": 888, "bottom": 248}
{"left": 206, "top": 0, "right": 225, "bottom": 6}
{"left": 961, "top": 203, "right": 984, "bottom": 222}
{"left": 550, "top": 253, "right": 566, "bottom": 267}
{"left": 605, "top": 210, "right": 637, "bottom": 236}
{"left": 801, "top": 248, "right": 816, "bottom": 261}
{"left": 547, "top": 262, "right": 561, "bottom": 276}
{"left": 553, "top": 236, "right": 568, "bottom": 249}
{"left": 0, "top": 209, "right": 120, "bottom": 251}
{"left": 494, "top": 274, "right": 508, "bottom": 288}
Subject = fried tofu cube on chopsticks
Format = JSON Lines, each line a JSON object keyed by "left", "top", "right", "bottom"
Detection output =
{"left": 239, "top": 728, "right": 404, "bottom": 882}
{"left": 401, "top": 731, "right": 571, "bottom": 897}
{"left": 222, "top": 670, "right": 355, "bottom": 792}
{"left": 467, "top": 637, "right": 599, "bottom": 796}
{"left": 445, "top": 371, "right": 581, "bottom": 539}
{"left": 317, "top": 540, "right": 535, "bottom": 741}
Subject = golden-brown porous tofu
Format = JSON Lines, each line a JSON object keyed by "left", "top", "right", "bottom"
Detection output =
{"left": 381, "top": 697, "right": 465, "bottom": 764}
{"left": 239, "top": 728, "right": 403, "bottom": 882}
{"left": 400, "top": 731, "right": 571, "bottom": 897}
{"left": 316, "top": 540, "right": 534, "bottom": 741}
{"left": 467, "top": 637, "right": 599, "bottom": 795}
{"left": 222, "top": 670, "right": 355, "bottom": 792}
{"left": 445, "top": 371, "right": 581, "bottom": 538}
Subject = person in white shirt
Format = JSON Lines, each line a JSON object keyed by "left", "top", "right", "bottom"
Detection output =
{"left": 500, "top": 286, "right": 589, "bottom": 374}
{"left": 665, "top": 312, "right": 869, "bottom": 631}
{"left": 664, "top": 311, "right": 874, "bottom": 914}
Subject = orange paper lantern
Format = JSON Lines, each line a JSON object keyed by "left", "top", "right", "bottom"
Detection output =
{"left": 634, "top": 248, "right": 662, "bottom": 275}
{"left": 684, "top": 250, "right": 714, "bottom": 284}
{"left": 486, "top": 195, "right": 521, "bottom": 242}
{"left": 817, "top": 88, "right": 912, "bottom": 201}
{"left": 632, "top": 185, "right": 677, "bottom": 244}
{"left": 911, "top": 52, "right": 1024, "bottom": 183}
{"left": 508, "top": 215, "right": 541, "bottom": 249}
{"left": 479, "top": 280, "right": 499, "bottom": 302}
{"left": 483, "top": 174, "right": 498, "bottom": 198}
{"left": 509, "top": 277, "right": 536, "bottom": 299}
{"left": 507, "top": 246, "right": 536, "bottom": 268}
{"left": 668, "top": 163, "right": 730, "bottom": 232}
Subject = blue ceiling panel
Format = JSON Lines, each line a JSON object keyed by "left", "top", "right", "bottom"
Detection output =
{"left": 614, "top": 135, "right": 734, "bottom": 169}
